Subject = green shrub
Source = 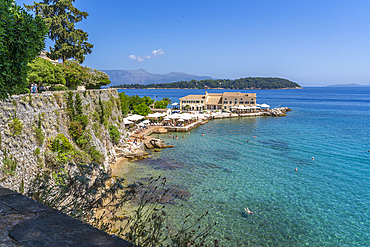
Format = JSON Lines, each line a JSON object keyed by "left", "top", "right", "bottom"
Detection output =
{"left": 108, "top": 125, "right": 120, "bottom": 145}
{"left": 88, "top": 146, "right": 103, "bottom": 164}
{"left": 51, "top": 85, "right": 69, "bottom": 91}
{"left": 35, "top": 114, "right": 45, "bottom": 146}
{"left": 1, "top": 149, "right": 17, "bottom": 176}
{"left": 34, "top": 147, "right": 41, "bottom": 156}
{"left": 9, "top": 117, "right": 23, "bottom": 136}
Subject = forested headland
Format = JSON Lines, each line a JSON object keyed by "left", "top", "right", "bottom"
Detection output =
{"left": 112, "top": 77, "right": 302, "bottom": 89}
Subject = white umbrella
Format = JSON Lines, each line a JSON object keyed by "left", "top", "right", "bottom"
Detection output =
{"left": 177, "top": 118, "right": 184, "bottom": 122}
{"left": 260, "top": 103, "right": 270, "bottom": 108}
{"left": 142, "top": 120, "right": 150, "bottom": 124}
{"left": 171, "top": 102, "right": 179, "bottom": 106}
{"left": 127, "top": 114, "right": 144, "bottom": 121}
{"left": 169, "top": 114, "right": 181, "bottom": 119}
{"left": 182, "top": 113, "right": 196, "bottom": 119}
{"left": 163, "top": 117, "right": 171, "bottom": 121}
{"left": 123, "top": 118, "right": 133, "bottom": 124}
{"left": 147, "top": 113, "right": 162, "bottom": 118}
{"left": 138, "top": 122, "right": 145, "bottom": 126}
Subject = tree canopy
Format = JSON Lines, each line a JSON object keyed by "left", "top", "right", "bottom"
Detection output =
{"left": 27, "top": 57, "right": 65, "bottom": 87}
{"left": 25, "top": 0, "right": 93, "bottom": 63}
{"left": 112, "top": 77, "right": 302, "bottom": 90}
{"left": 56, "top": 60, "right": 110, "bottom": 89}
{"left": 0, "top": 0, "right": 47, "bottom": 99}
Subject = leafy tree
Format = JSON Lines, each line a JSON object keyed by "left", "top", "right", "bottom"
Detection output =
{"left": 27, "top": 57, "right": 65, "bottom": 88}
{"left": 133, "top": 102, "right": 151, "bottom": 116}
{"left": 154, "top": 99, "right": 170, "bottom": 109}
{"left": 25, "top": 0, "right": 93, "bottom": 63}
{"left": 85, "top": 69, "right": 110, "bottom": 89}
{"left": 0, "top": 0, "right": 47, "bottom": 99}
{"left": 119, "top": 92, "right": 130, "bottom": 116}
{"left": 57, "top": 60, "right": 87, "bottom": 88}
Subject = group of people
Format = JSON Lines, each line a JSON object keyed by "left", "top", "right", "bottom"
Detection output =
{"left": 30, "top": 84, "right": 38, "bottom": 93}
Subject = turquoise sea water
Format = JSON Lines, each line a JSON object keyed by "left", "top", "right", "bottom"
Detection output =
{"left": 118, "top": 88, "right": 370, "bottom": 246}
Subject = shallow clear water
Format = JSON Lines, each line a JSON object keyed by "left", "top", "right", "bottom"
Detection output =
{"left": 119, "top": 87, "right": 370, "bottom": 246}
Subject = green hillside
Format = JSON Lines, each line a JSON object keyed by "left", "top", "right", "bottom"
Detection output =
{"left": 112, "top": 77, "right": 301, "bottom": 89}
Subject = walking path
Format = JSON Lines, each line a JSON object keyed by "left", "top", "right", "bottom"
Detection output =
{"left": 0, "top": 186, "right": 137, "bottom": 247}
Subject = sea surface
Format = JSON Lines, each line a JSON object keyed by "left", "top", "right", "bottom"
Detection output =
{"left": 117, "top": 87, "right": 370, "bottom": 246}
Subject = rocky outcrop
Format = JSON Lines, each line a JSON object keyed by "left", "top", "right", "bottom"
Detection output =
{"left": 265, "top": 107, "right": 291, "bottom": 117}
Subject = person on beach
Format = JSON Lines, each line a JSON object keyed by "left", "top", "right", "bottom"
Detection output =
{"left": 244, "top": 208, "right": 253, "bottom": 214}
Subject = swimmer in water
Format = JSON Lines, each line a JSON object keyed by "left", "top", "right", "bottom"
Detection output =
{"left": 202, "top": 133, "right": 204, "bottom": 136}
{"left": 183, "top": 134, "right": 185, "bottom": 138}
{"left": 295, "top": 168, "right": 298, "bottom": 172}
{"left": 169, "top": 134, "right": 171, "bottom": 138}
{"left": 311, "top": 157, "right": 315, "bottom": 160}
{"left": 253, "top": 136, "right": 257, "bottom": 138}
{"left": 244, "top": 208, "right": 253, "bottom": 214}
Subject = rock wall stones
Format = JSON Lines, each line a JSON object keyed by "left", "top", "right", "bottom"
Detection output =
{"left": 0, "top": 89, "right": 125, "bottom": 193}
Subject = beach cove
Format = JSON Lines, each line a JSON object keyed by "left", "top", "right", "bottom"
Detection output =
{"left": 115, "top": 87, "right": 370, "bottom": 246}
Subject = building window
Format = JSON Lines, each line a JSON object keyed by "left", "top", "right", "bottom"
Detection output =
{"left": 201, "top": 101, "right": 203, "bottom": 103}
{"left": 196, "top": 101, "right": 199, "bottom": 103}
{"left": 224, "top": 98, "right": 227, "bottom": 100}
{"left": 240, "top": 101, "right": 243, "bottom": 104}
{"left": 245, "top": 101, "right": 249, "bottom": 104}
{"left": 224, "top": 101, "right": 227, "bottom": 104}
{"left": 235, "top": 101, "right": 237, "bottom": 104}
{"left": 224, "top": 106, "right": 227, "bottom": 109}
{"left": 229, "top": 101, "right": 232, "bottom": 104}
{"left": 235, "top": 98, "right": 237, "bottom": 100}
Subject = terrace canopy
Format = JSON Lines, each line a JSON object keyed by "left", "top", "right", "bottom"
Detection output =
{"left": 126, "top": 114, "right": 144, "bottom": 121}
{"left": 260, "top": 103, "right": 270, "bottom": 108}
{"left": 147, "top": 113, "right": 163, "bottom": 118}
{"left": 123, "top": 119, "right": 133, "bottom": 125}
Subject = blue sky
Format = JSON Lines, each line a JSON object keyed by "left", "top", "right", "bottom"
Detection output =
{"left": 16, "top": 0, "right": 370, "bottom": 86}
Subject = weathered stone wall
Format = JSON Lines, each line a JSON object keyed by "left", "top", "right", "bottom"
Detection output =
{"left": 0, "top": 89, "right": 125, "bottom": 193}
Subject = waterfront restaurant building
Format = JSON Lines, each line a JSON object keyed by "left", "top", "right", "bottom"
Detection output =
{"left": 179, "top": 92, "right": 257, "bottom": 111}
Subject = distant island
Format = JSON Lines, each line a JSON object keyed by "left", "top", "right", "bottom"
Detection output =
{"left": 104, "top": 68, "right": 212, "bottom": 86}
{"left": 327, "top": 83, "right": 370, "bottom": 87}
{"left": 112, "top": 77, "right": 302, "bottom": 90}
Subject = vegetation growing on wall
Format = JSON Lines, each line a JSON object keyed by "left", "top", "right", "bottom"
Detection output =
{"left": 8, "top": 116, "right": 23, "bottom": 136}
{"left": 108, "top": 125, "right": 120, "bottom": 145}
{"left": 64, "top": 92, "right": 103, "bottom": 164}
{"left": 1, "top": 148, "right": 17, "bottom": 177}
{"left": 34, "top": 114, "right": 45, "bottom": 146}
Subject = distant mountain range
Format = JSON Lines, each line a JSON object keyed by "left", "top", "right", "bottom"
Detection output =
{"left": 327, "top": 83, "right": 370, "bottom": 87}
{"left": 104, "top": 69, "right": 212, "bottom": 86}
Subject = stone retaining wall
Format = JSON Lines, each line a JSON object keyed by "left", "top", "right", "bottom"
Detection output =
{"left": 0, "top": 89, "right": 125, "bottom": 193}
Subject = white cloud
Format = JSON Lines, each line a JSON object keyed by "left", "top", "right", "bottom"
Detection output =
{"left": 129, "top": 49, "right": 165, "bottom": 62}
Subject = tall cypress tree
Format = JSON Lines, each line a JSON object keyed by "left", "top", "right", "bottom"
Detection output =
{"left": 25, "top": 0, "right": 93, "bottom": 64}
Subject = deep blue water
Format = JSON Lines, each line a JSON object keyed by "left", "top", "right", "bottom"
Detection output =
{"left": 118, "top": 88, "right": 370, "bottom": 246}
